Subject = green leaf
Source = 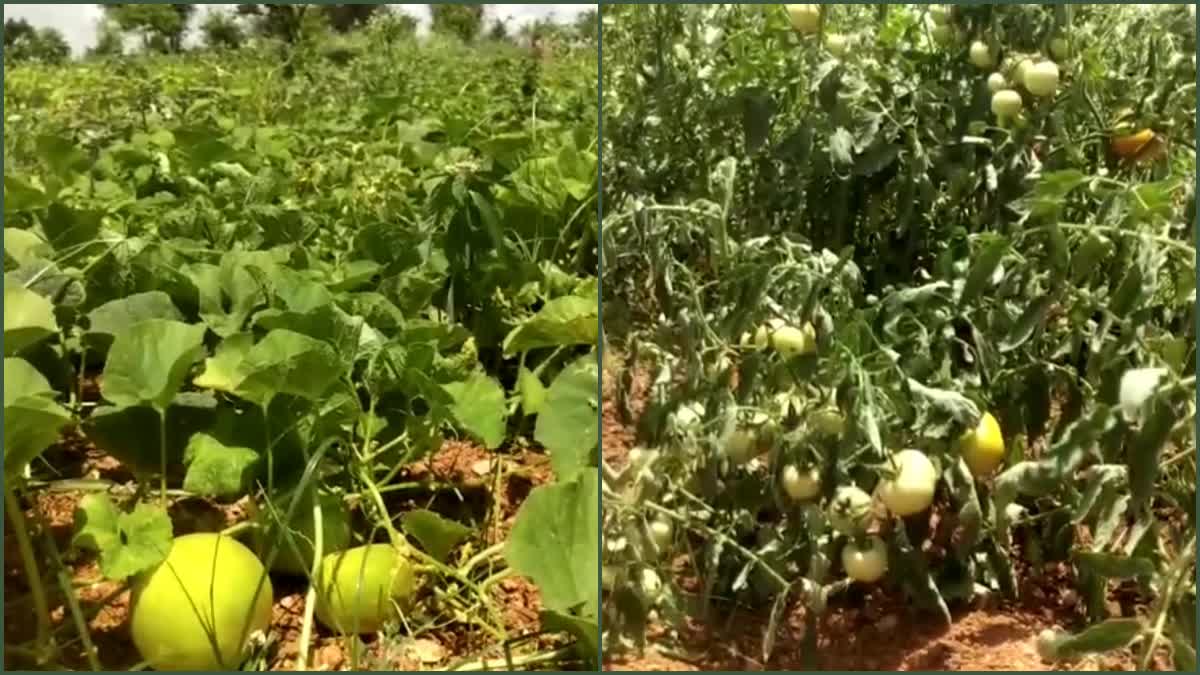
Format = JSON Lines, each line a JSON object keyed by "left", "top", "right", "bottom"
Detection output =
{"left": 959, "top": 235, "right": 1007, "bottom": 307}
{"left": 542, "top": 609, "right": 599, "bottom": 669}
{"left": 1042, "top": 619, "right": 1144, "bottom": 660}
{"left": 101, "top": 319, "right": 207, "bottom": 410}
{"left": 828, "top": 127, "right": 854, "bottom": 165}
{"left": 192, "top": 332, "right": 255, "bottom": 392}
{"left": 1020, "top": 170, "right": 1088, "bottom": 219}
{"left": 1129, "top": 395, "right": 1177, "bottom": 513}
{"left": 441, "top": 371, "right": 507, "bottom": 450}
{"left": 998, "top": 293, "right": 1053, "bottom": 353}
{"left": 4, "top": 228, "right": 53, "bottom": 267}
{"left": 1071, "top": 551, "right": 1154, "bottom": 580}
{"left": 506, "top": 471, "right": 599, "bottom": 618}
{"left": 200, "top": 330, "right": 342, "bottom": 407}
{"left": 518, "top": 367, "right": 548, "bottom": 416}
{"left": 4, "top": 283, "right": 59, "bottom": 356}
{"left": 73, "top": 494, "right": 173, "bottom": 580}
{"left": 534, "top": 354, "right": 599, "bottom": 481}
{"left": 4, "top": 357, "right": 72, "bottom": 478}
{"left": 85, "top": 291, "right": 184, "bottom": 352}
{"left": 502, "top": 295, "right": 598, "bottom": 358}
{"left": 906, "top": 378, "right": 980, "bottom": 425}
{"left": 85, "top": 394, "right": 218, "bottom": 476}
{"left": 182, "top": 433, "right": 261, "bottom": 500}
{"left": 401, "top": 510, "right": 472, "bottom": 563}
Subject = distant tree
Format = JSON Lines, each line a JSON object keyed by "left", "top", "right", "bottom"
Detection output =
{"left": 200, "top": 9, "right": 245, "bottom": 49}
{"left": 236, "top": 4, "right": 314, "bottom": 44}
{"left": 4, "top": 19, "right": 71, "bottom": 65}
{"left": 89, "top": 19, "right": 125, "bottom": 57}
{"left": 322, "top": 5, "right": 383, "bottom": 33}
{"left": 99, "top": 4, "right": 194, "bottom": 53}
{"left": 486, "top": 17, "right": 510, "bottom": 42}
{"left": 236, "top": 4, "right": 381, "bottom": 42}
{"left": 368, "top": 10, "right": 418, "bottom": 44}
{"left": 429, "top": 4, "right": 485, "bottom": 43}
{"left": 573, "top": 9, "right": 598, "bottom": 44}
{"left": 3, "top": 17, "right": 34, "bottom": 46}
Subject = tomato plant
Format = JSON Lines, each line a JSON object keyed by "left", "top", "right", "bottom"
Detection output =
{"left": 601, "top": 3, "right": 1195, "bottom": 669}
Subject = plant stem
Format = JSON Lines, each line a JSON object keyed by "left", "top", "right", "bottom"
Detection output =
{"left": 449, "top": 646, "right": 578, "bottom": 672}
{"left": 295, "top": 498, "right": 324, "bottom": 671}
{"left": 158, "top": 408, "right": 168, "bottom": 509}
{"left": 1138, "top": 533, "right": 1195, "bottom": 670}
{"left": 4, "top": 484, "right": 55, "bottom": 664}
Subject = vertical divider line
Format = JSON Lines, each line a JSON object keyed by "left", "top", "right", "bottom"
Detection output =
{"left": 595, "top": 3, "right": 605, "bottom": 670}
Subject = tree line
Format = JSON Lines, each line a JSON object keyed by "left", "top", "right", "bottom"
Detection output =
{"left": 3, "top": 4, "right": 598, "bottom": 64}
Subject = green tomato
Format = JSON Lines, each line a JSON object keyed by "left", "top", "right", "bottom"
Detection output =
{"left": 876, "top": 449, "right": 938, "bottom": 517}
{"left": 315, "top": 544, "right": 418, "bottom": 635}
{"left": 930, "top": 24, "right": 955, "bottom": 46}
{"left": 827, "top": 485, "right": 873, "bottom": 535}
{"left": 754, "top": 319, "right": 816, "bottom": 357}
{"left": 786, "top": 4, "right": 821, "bottom": 33}
{"left": 130, "top": 533, "right": 274, "bottom": 671}
{"left": 969, "top": 40, "right": 994, "bottom": 68}
{"left": 1048, "top": 37, "right": 1069, "bottom": 60}
{"left": 826, "top": 33, "right": 849, "bottom": 57}
{"left": 724, "top": 411, "right": 771, "bottom": 465}
{"left": 809, "top": 407, "right": 845, "bottom": 436}
{"left": 1023, "top": 60, "right": 1059, "bottom": 97}
{"left": 670, "top": 401, "right": 706, "bottom": 432}
{"left": 842, "top": 535, "right": 888, "bottom": 583}
{"left": 725, "top": 429, "right": 759, "bottom": 465}
{"left": 647, "top": 518, "right": 673, "bottom": 552}
{"left": 781, "top": 464, "right": 821, "bottom": 501}
{"left": 929, "top": 4, "right": 952, "bottom": 25}
{"left": 991, "top": 89, "right": 1023, "bottom": 118}
{"left": 987, "top": 72, "right": 1006, "bottom": 93}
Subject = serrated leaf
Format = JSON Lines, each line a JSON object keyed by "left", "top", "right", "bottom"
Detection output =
{"left": 441, "top": 371, "right": 507, "bottom": 450}
{"left": 4, "top": 283, "right": 59, "bottom": 356}
{"left": 906, "top": 378, "right": 980, "bottom": 424}
{"left": 505, "top": 471, "right": 598, "bottom": 618}
{"left": 182, "top": 433, "right": 260, "bottom": 499}
{"left": 534, "top": 354, "right": 599, "bottom": 481}
{"left": 401, "top": 509, "right": 472, "bottom": 563}
{"left": 101, "top": 319, "right": 207, "bottom": 410}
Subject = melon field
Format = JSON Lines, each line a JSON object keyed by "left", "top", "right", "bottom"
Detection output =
{"left": 3, "top": 19, "right": 599, "bottom": 672}
{"left": 600, "top": 4, "right": 1196, "bottom": 671}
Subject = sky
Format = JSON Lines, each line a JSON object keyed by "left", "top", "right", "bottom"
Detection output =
{"left": 4, "top": 4, "right": 596, "bottom": 55}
